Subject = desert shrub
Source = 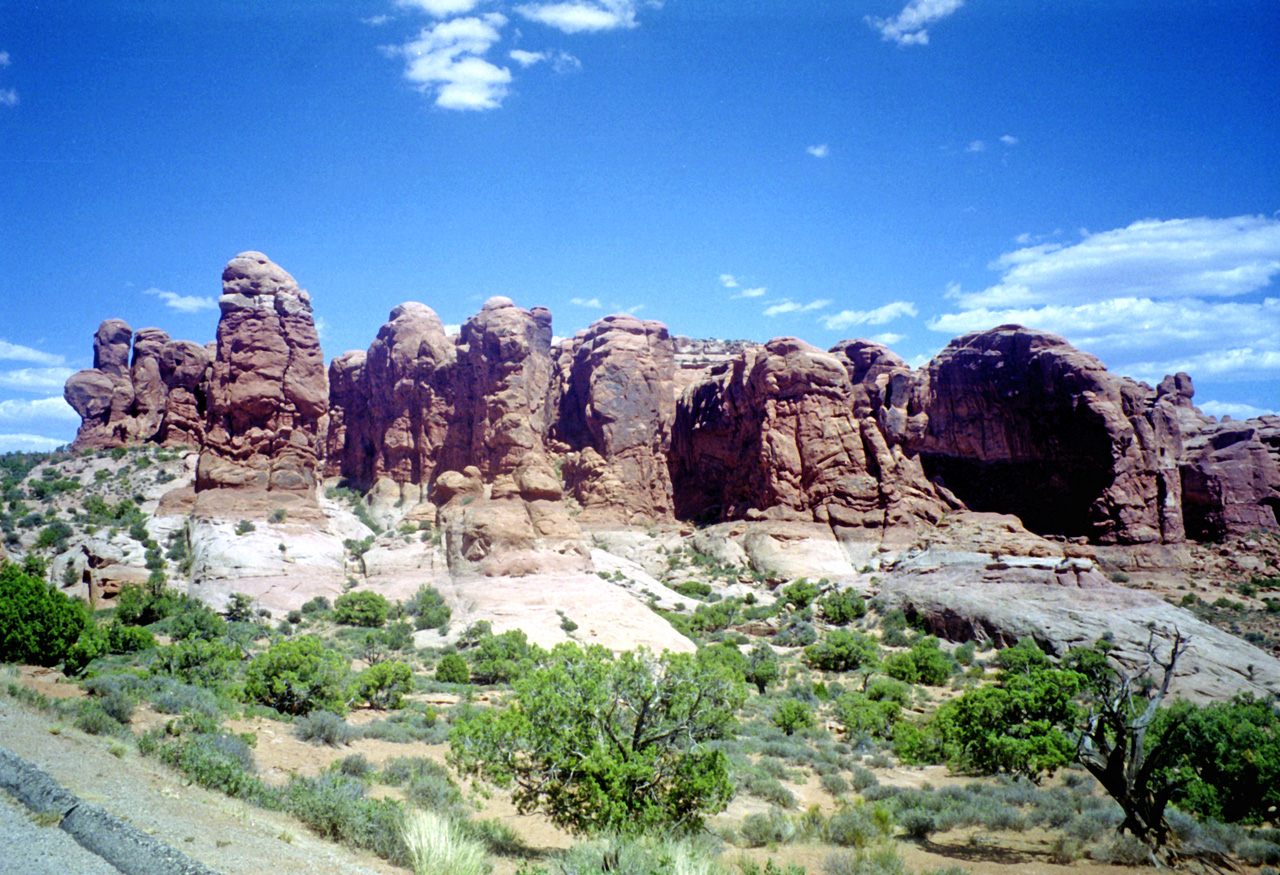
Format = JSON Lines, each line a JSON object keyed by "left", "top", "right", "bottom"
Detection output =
{"left": 300, "top": 595, "right": 331, "bottom": 616}
{"left": 462, "top": 818, "right": 525, "bottom": 857}
{"left": 159, "top": 732, "right": 268, "bottom": 802}
{"left": 849, "top": 766, "right": 878, "bottom": 792}
{"left": 165, "top": 601, "right": 228, "bottom": 641}
{"left": 745, "top": 641, "right": 780, "bottom": 694}
{"left": 148, "top": 678, "right": 223, "bottom": 720}
{"left": 283, "top": 773, "right": 407, "bottom": 865}
{"left": 106, "top": 621, "right": 156, "bottom": 653}
{"left": 405, "top": 585, "right": 451, "bottom": 630}
{"left": 823, "top": 845, "right": 906, "bottom": 875}
{"left": 820, "top": 589, "right": 867, "bottom": 626}
{"left": 897, "top": 808, "right": 937, "bottom": 839}
{"left": 805, "top": 630, "right": 881, "bottom": 673}
{"left": 405, "top": 763, "right": 468, "bottom": 818}
{"left": 1237, "top": 839, "right": 1280, "bottom": 867}
{"left": 435, "top": 653, "right": 471, "bottom": 685}
{"left": 75, "top": 699, "right": 125, "bottom": 736}
{"left": 295, "top": 710, "right": 360, "bottom": 746}
{"left": 1089, "top": 833, "right": 1152, "bottom": 865}
{"left": 334, "top": 590, "right": 389, "bottom": 627}
{"left": 334, "top": 753, "right": 374, "bottom": 778}
{"left": 151, "top": 638, "right": 242, "bottom": 687}
{"left": 552, "top": 834, "right": 723, "bottom": 875}
{"left": 244, "top": 634, "right": 352, "bottom": 716}
{"left": 773, "top": 700, "right": 815, "bottom": 736}
{"left": 673, "top": 580, "right": 713, "bottom": 600}
{"left": 363, "top": 709, "right": 445, "bottom": 744}
{"left": 883, "top": 637, "right": 954, "bottom": 686}
{"left": 782, "top": 579, "right": 821, "bottom": 610}
{"left": 834, "top": 692, "right": 900, "bottom": 738}
{"left": 402, "top": 809, "right": 487, "bottom": 875}
{"left": 821, "top": 773, "right": 850, "bottom": 796}
{"left": 467, "top": 628, "right": 535, "bottom": 684}
{"left": 740, "top": 808, "right": 798, "bottom": 847}
{"left": 826, "top": 803, "right": 893, "bottom": 848}
{"left": 356, "top": 660, "right": 413, "bottom": 709}
{"left": 0, "top": 561, "right": 88, "bottom": 666}
{"left": 741, "top": 773, "right": 798, "bottom": 809}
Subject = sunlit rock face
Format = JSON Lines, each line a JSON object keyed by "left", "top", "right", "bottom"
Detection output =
{"left": 195, "top": 252, "right": 328, "bottom": 517}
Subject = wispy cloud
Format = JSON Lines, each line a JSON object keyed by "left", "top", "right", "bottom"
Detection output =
{"left": 867, "top": 0, "right": 963, "bottom": 47}
{"left": 763, "top": 298, "right": 831, "bottom": 317}
{"left": 0, "top": 368, "right": 77, "bottom": 393}
{"left": 0, "top": 341, "right": 64, "bottom": 367}
{"left": 930, "top": 215, "right": 1280, "bottom": 387}
{"left": 966, "top": 140, "right": 985, "bottom": 153}
{"left": 0, "top": 433, "right": 69, "bottom": 452}
{"left": 385, "top": 14, "right": 512, "bottom": 110}
{"left": 0, "top": 89, "right": 16, "bottom": 108}
{"left": 821, "top": 300, "right": 918, "bottom": 331}
{"left": 571, "top": 296, "right": 603, "bottom": 308}
{"left": 733, "top": 287, "right": 767, "bottom": 300}
{"left": 1000, "top": 134, "right": 1019, "bottom": 146}
{"left": 398, "top": 0, "right": 483, "bottom": 16}
{"left": 144, "top": 286, "right": 217, "bottom": 314}
{"left": 1198, "top": 400, "right": 1273, "bottom": 420}
{"left": 364, "top": 14, "right": 393, "bottom": 25}
{"left": 806, "top": 144, "right": 829, "bottom": 158}
{"left": 509, "top": 48, "right": 581, "bottom": 71}
{"left": 868, "top": 332, "right": 905, "bottom": 346}
{"left": 719, "top": 274, "right": 739, "bottom": 288}
{"left": 516, "top": 1, "right": 642, "bottom": 33}
{"left": 0, "top": 51, "right": 11, "bottom": 67}
{"left": 948, "top": 215, "right": 1280, "bottom": 309}
{"left": 0, "top": 396, "right": 79, "bottom": 424}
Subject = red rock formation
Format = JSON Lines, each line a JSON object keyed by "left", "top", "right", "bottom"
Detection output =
{"left": 670, "top": 336, "right": 951, "bottom": 532}
{"left": 554, "top": 315, "right": 676, "bottom": 524}
{"left": 65, "top": 321, "right": 212, "bottom": 450}
{"left": 325, "top": 303, "right": 459, "bottom": 493}
{"left": 195, "top": 252, "right": 327, "bottom": 516}
{"left": 910, "top": 326, "right": 1183, "bottom": 544}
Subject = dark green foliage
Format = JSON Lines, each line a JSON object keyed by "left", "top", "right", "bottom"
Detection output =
{"left": 234, "top": 520, "right": 255, "bottom": 536}
{"left": 826, "top": 803, "right": 894, "bottom": 847}
{"left": 404, "top": 584, "right": 451, "bottom": 630}
{"left": 672, "top": 580, "right": 713, "bottom": 600}
{"left": 774, "top": 619, "right": 817, "bottom": 648}
{"left": 151, "top": 638, "right": 243, "bottom": 687}
{"left": 819, "top": 589, "right": 867, "bottom": 626}
{"left": 436, "top": 652, "right": 471, "bottom": 685}
{"left": 244, "top": 634, "right": 352, "bottom": 716}
{"left": 745, "top": 641, "right": 780, "bottom": 694}
{"left": 62, "top": 623, "right": 109, "bottom": 675}
{"left": 773, "top": 699, "right": 815, "bottom": 736}
{"left": 452, "top": 642, "right": 747, "bottom": 835}
{"left": 166, "top": 601, "right": 228, "bottom": 641}
{"left": 333, "top": 590, "right": 389, "bottom": 627}
{"left": 782, "top": 578, "right": 821, "bottom": 610}
{"left": 804, "top": 630, "right": 882, "bottom": 673}
{"left": 106, "top": 621, "right": 156, "bottom": 653}
{"left": 882, "top": 636, "right": 954, "bottom": 686}
{"left": 224, "top": 592, "right": 256, "bottom": 622}
{"left": 355, "top": 660, "right": 413, "bottom": 709}
{"left": 34, "top": 520, "right": 73, "bottom": 550}
{"left": 834, "top": 692, "right": 901, "bottom": 738}
{"left": 0, "top": 561, "right": 88, "bottom": 666}
{"left": 300, "top": 595, "right": 331, "bottom": 615}
{"left": 469, "top": 628, "right": 536, "bottom": 684}
{"left": 1150, "top": 693, "right": 1280, "bottom": 824}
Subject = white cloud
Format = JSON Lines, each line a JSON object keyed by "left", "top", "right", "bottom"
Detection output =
{"left": 764, "top": 298, "right": 831, "bottom": 317}
{"left": 0, "top": 433, "right": 69, "bottom": 452}
{"left": 950, "top": 215, "right": 1280, "bottom": 310}
{"left": 868, "top": 332, "right": 905, "bottom": 346}
{"left": 313, "top": 316, "right": 328, "bottom": 340}
{"left": 571, "top": 297, "right": 603, "bottom": 308}
{"left": 386, "top": 14, "right": 512, "bottom": 110}
{"left": 733, "top": 287, "right": 767, "bottom": 299}
{"left": 398, "top": 0, "right": 483, "bottom": 16}
{"left": 0, "top": 368, "right": 77, "bottom": 393}
{"left": 516, "top": 1, "right": 642, "bottom": 33}
{"left": 0, "top": 341, "right": 64, "bottom": 366}
{"left": 444, "top": 323, "right": 462, "bottom": 335}
{"left": 364, "top": 14, "right": 392, "bottom": 25}
{"left": 509, "top": 48, "right": 581, "bottom": 71}
{"left": 806, "top": 144, "right": 829, "bottom": 158}
{"left": 719, "top": 274, "right": 739, "bottom": 288}
{"left": 510, "top": 49, "right": 546, "bottom": 66}
{"left": 821, "top": 301, "right": 918, "bottom": 331}
{"left": 0, "top": 396, "right": 79, "bottom": 424}
{"left": 144, "top": 286, "right": 216, "bottom": 314}
{"left": 1000, "top": 134, "right": 1019, "bottom": 146}
{"left": 1198, "top": 400, "right": 1275, "bottom": 420}
{"left": 867, "top": 0, "right": 963, "bottom": 46}
{"left": 0, "top": 89, "right": 16, "bottom": 108}
{"left": 0, "top": 51, "right": 10, "bottom": 66}
{"left": 622, "top": 304, "right": 645, "bottom": 315}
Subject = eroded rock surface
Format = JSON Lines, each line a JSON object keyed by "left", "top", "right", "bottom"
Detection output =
{"left": 195, "top": 252, "right": 328, "bottom": 517}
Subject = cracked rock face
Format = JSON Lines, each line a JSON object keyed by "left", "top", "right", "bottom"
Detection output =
{"left": 195, "top": 252, "right": 327, "bottom": 516}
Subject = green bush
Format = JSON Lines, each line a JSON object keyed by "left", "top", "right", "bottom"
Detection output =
{"left": 805, "top": 630, "right": 882, "bottom": 673}
{"left": 782, "top": 579, "right": 821, "bottom": 610}
{"left": 334, "top": 590, "right": 389, "bottom": 627}
{"left": 882, "top": 637, "right": 954, "bottom": 686}
{"left": 0, "top": 561, "right": 88, "bottom": 666}
{"left": 435, "top": 653, "right": 471, "bottom": 685}
{"left": 152, "top": 638, "right": 242, "bottom": 687}
{"left": 820, "top": 589, "right": 867, "bottom": 625}
{"left": 158, "top": 732, "right": 269, "bottom": 802}
{"left": 740, "top": 808, "right": 797, "bottom": 847}
{"left": 673, "top": 580, "right": 713, "bottom": 600}
{"left": 826, "top": 802, "right": 893, "bottom": 847}
{"left": 405, "top": 585, "right": 451, "bottom": 630}
{"left": 356, "top": 660, "right": 413, "bottom": 709}
{"left": 244, "top": 634, "right": 352, "bottom": 716}
{"left": 283, "top": 774, "right": 407, "bottom": 865}
{"left": 745, "top": 641, "right": 780, "bottom": 694}
{"left": 773, "top": 699, "right": 815, "bottom": 736}
{"left": 295, "top": 710, "right": 361, "bottom": 746}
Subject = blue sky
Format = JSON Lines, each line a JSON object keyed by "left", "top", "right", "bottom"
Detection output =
{"left": 1, "top": 0, "right": 1278, "bottom": 452}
